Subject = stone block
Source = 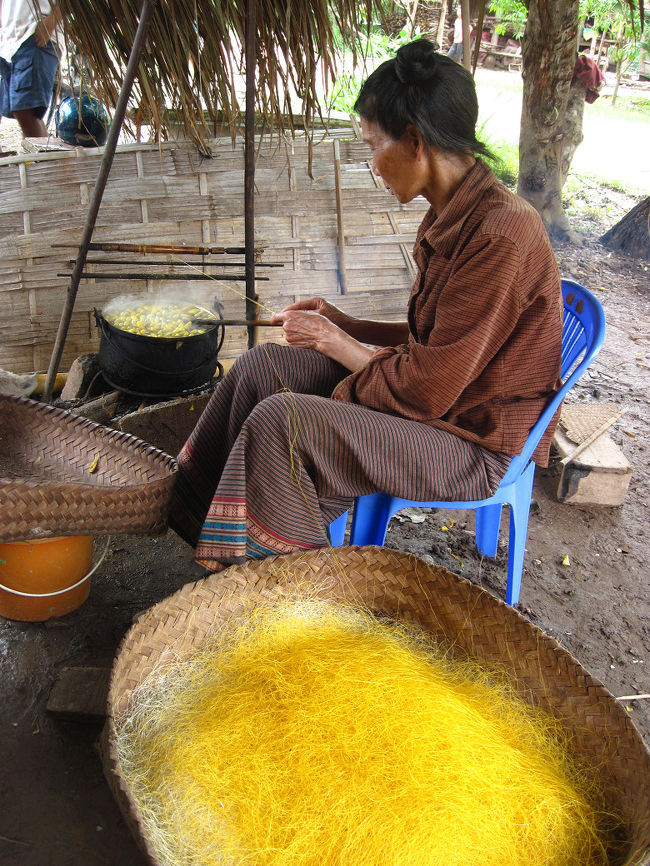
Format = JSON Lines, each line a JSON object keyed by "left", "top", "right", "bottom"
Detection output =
{"left": 553, "top": 426, "right": 633, "bottom": 506}
{"left": 61, "top": 353, "right": 104, "bottom": 400}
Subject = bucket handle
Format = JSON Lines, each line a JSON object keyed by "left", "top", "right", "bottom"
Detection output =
{"left": 0, "top": 536, "right": 110, "bottom": 599}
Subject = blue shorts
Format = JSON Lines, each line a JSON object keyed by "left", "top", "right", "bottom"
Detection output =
{"left": 0, "top": 35, "right": 59, "bottom": 119}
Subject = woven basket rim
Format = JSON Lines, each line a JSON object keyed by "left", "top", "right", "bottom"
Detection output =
{"left": 0, "top": 394, "right": 177, "bottom": 542}
{"left": 104, "top": 546, "right": 650, "bottom": 866}
{"left": 1, "top": 394, "right": 177, "bottom": 469}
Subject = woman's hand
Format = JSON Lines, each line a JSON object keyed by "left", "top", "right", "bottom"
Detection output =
{"left": 271, "top": 309, "right": 374, "bottom": 372}
{"left": 274, "top": 297, "right": 410, "bottom": 349}
{"left": 274, "top": 297, "right": 354, "bottom": 332}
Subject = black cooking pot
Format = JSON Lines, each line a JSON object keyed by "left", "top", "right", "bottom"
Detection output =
{"left": 94, "top": 309, "right": 224, "bottom": 398}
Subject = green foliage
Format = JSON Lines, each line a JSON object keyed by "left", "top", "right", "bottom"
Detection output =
{"left": 325, "top": 26, "right": 423, "bottom": 114}
{"left": 579, "top": 0, "right": 619, "bottom": 34}
{"left": 326, "top": 71, "right": 364, "bottom": 113}
{"left": 488, "top": 0, "right": 527, "bottom": 38}
{"left": 478, "top": 124, "right": 519, "bottom": 186}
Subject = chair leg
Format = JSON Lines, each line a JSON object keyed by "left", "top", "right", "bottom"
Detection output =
{"left": 327, "top": 511, "right": 348, "bottom": 546}
{"left": 475, "top": 503, "right": 503, "bottom": 558}
{"left": 348, "top": 493, "right": 395, "bottom": 545}
{"left": 504, "top": 464, "right": 536, "bottom": 606}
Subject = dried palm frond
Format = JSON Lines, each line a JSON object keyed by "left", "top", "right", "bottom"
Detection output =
{"left": 56, "top": 0, "right": 387, "bottom": 150}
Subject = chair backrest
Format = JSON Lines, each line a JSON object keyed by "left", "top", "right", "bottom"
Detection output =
{"left": 498, "top": 279, "right": 606, "bottom": 485}
{"left": 561, "top": 280, "right": 605, "bottom": 378}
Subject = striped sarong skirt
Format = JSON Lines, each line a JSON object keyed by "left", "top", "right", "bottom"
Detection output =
{"left": 169, "top": 343, "right": 511, "bottom": 572}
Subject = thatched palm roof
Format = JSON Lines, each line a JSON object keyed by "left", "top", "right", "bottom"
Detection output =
{"left": 56, "top": 0, "right": 385, "bottom": 148}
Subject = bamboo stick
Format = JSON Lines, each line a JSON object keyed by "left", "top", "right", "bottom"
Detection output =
{"left": 560, "top": 410, "right": 624, "bottom": 466}
{"left": 616, "top": 694, "right": 650, "bottom": 701}
{"left": 245, "top": 0, "right": 257, "bottom": 349}
{"left": 53, "top": 242, "right": 263, "bottom": 256}
{"left": 193, "top": 318, "right": 280, "bottom": 327}
{"left": 333, "top": 138, "right": 349, "bottom": 295}
{"left": 69, "top": 258, "right": 285, "bottom": 268}
{"left": 60, "top": 272, "right": 269, "bottom": 281}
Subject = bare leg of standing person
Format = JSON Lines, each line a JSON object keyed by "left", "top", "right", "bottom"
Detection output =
{"left": 13, "top": 108, "right": 48, "bottom": 137}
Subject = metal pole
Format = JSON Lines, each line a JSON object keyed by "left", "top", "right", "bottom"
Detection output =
{"left": 43, "top": 0, "right": 158, "bottom": 402}
{"left": 245, "top": 0, "right": 257, "bottom": 348}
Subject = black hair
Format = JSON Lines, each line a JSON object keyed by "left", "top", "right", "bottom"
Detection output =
{"left": 354, "top": 38, "right": 491, "bottom": 158}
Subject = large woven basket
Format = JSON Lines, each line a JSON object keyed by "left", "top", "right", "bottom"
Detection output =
{"left": 0, "top": 394, "right": 177, "bottom": 542}
{"left": 103, "top": 547, "right": 650, "bottom": 866}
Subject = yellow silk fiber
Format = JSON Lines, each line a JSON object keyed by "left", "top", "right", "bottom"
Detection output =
{"left": 114, "top": 599, "right": 620, "bottom": 866}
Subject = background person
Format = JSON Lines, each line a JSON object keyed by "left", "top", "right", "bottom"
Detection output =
{"left": 1, "top": 0, "right": 62, "bottom": 139}
{"left": 447, "top": 5, "right": 464, "bottom": 63}
{"left": 169, "top": 39, "right": 563, "bottom": 575}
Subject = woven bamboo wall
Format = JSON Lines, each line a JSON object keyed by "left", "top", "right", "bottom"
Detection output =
{"left": 0, "top": 128, "right": 429, "bottom": 374}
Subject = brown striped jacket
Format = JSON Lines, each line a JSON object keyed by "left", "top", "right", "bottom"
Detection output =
{"left": 333, "top": 160, "right": 563, "bottom": 467}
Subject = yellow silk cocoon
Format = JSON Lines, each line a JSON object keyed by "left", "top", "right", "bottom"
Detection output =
{"left": 114, "top": 599, "right": 619, "bottom": 866}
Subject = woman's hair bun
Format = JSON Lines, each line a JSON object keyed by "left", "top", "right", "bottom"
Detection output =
{"left": 394, "top": 39, "right": 440, "bottom": 85}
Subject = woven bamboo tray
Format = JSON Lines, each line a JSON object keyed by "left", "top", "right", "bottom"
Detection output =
{"left": 103, "top": 546, "right": 650, "bottom": 866}
{"left": 0, "top": 394, "right": 177, "bottom": 542}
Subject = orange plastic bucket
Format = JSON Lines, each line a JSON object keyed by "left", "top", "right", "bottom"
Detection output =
{"left": 0, "top": 536, "right": 95, "bottom": 621}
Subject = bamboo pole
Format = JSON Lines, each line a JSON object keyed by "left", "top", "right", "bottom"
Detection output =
{"left": 52, "top": 242, "right": 255, "bottom": 255}
{"left": 61, "top": 272, "right": 269, "bottom": 282}
{"left": 68, "top": 258, "right": 284, "bottom": 267}
{"left": 245, "top": 0, "right": 257, "bottom": 349}
{"left": 436, "top": 0, "right": 448, "bottom": 54}
{"left": 471, "top": 0, "right": 487, "bottom": 75}
{"left": 333, "top": 139, "right": 349, "bottom": 294}
{"left": 43, "top": 0, "right": 159, "bottom": 403}
{"left": 461, "top": 0, "right": 471, "bottom": 72}
{"left": 192, "top": 318, "right": 280, "bottom": 327}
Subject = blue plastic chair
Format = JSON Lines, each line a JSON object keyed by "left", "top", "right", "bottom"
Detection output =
{"left": 328, "top": 279, "right": 606, "bottom": 606}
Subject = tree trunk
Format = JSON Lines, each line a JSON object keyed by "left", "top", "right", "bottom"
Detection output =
{"left": 517, "top": 0, "right": 580, "bottom": 240}
{"left": 612, "top": 55, "right": 622, "bottom": 104}
{"left": 600, "top": 197, "right": 650, "bottom": 260}
{"left": 559, "top": 81, "right": 586, "bottom": 189}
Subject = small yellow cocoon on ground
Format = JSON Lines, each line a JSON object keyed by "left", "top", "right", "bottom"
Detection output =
{"left": 114, "top": 598, "right": 621, "bottom": 866}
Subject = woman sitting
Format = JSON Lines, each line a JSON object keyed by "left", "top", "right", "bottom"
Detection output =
{"left": 169, "top": 38, "right": 562, "bottom": 574}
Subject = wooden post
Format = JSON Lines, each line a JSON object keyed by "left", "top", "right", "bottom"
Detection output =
{"left": 245, "top": 0, "right": 257, "bottom": 349}
{"left": 461, "top": 0, "right": 471, "bottom": 71}
{"left": 436, "top": 0, "right": 449, "bottom": 52}
{"left": 471, "top": 0, "right": 486, "bottom": 74}
{"left": 333, "top": 139, "right": 348, "bottom": 294}
{"left": 43, "top": 0, "right": 159, "bottom": 403}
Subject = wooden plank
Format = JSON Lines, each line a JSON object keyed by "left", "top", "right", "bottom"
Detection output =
{"left": 46, "top": 666, "right": 111, "bottom": 720}
{"left": 71, "top": 390, "right": 122, "bottom": 423}
{"left": 553, "top": 427, "right": 633, "bottom": 506}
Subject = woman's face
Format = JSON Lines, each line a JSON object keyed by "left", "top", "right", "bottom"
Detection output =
{"left": 361, "top": 118, "right": 425, "bottom": 205}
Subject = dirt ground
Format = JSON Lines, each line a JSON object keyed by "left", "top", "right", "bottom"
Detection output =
{"left": 1, "top": 135, "right": 649, "bottom": 864}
